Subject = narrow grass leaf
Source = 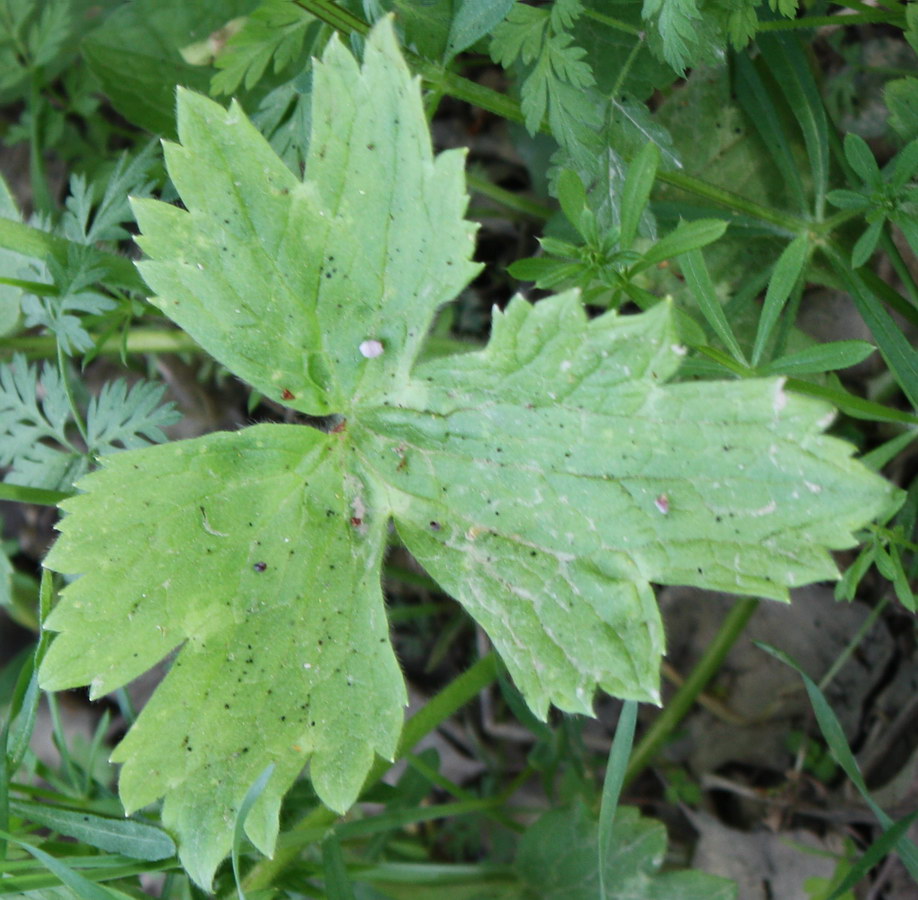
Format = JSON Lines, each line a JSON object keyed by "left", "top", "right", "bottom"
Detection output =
{"left": 0, "top": 828, "right": 125, "bottom": 900}
{"left": 757, "top": 33, "right": 829, "bottom": 217}
{"left": 826, "top": 810, "right": 918, "bottom": 900}
{"left": 752, "top": 233, "right": 809, "bottom": 367}
{"left": 861, "top": 430, "right": 918, "bottom": 472}
{"left": 830, "top": 252, "right": 918, "bottom": 410}
{"left": 555, "top": 169, "right": 589, "bottom": 238}
{"left": 0, "top": 725, "right": 7, "bottom": 863}
{"left": 598, "top": 700, "right": 637, "bottom": 900}
{"left": 759, "top": 341, "right": 875, "bottom": 376}
{"left": 755, "top": 643, "right": 918, "bottom": 879}
{"left": 632, "top": 219, "right": 727, "bottom": 273}
{"left": 322, "top": 833, "right": 357, "bottom": 900}
{"left": 733, "top": 52, "right": 806, "bottom": 212}
{"left": 231, "top": 764, "right": 275, "bottom": 900}
{"left": 619, "top": 143, "right": 659, "bottom": 250}
{"left": 680, "top": 247, "right": 747, "bottom": 363}
{"left": 786, "top": 379, "right": 918, "bottom": 426}
{"left": 10, "top": 801, "right": 175, "bottom": 861}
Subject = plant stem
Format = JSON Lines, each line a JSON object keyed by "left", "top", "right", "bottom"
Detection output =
{"left": 237, "top": 653, "right": 499, "bottom": 894}
{"left": 756, "top": 12, "right": 891, "bottom": 30}
{"left": 466, "top": 172, "right": 552, "bottom": 220}
{"left": 28, "top": 76, "right": 53, "bottom": 217}
{"left": 0, "top": 329, "right": 200, "bottom": 359}
{"left": 581, "top": 9, "right": 641, "bottom": 35}
{"left": 656, "top": 171, "right": 806, "bottom": 235}
{"left": 818, "top": 595, "right": 890, "bottom": 692}
{"left": 624, "top": 597, "right": 759, "bottom": 786}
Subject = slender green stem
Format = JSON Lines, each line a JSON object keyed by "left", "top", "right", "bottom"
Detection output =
{"left": 756, "top": 12, "right": 891, "bottom": 30}
{"left": 656, "top": 171, "right": 806, "bottom": 235}
{"left": 610, "top": 32, "right": 645, "bottom": 100}
{"left": 624, "top": 597, "right": 760, "bottom": 786}
{"left": 818, "top": 595, "right": 890, "bottom": 692}
{"left": 56, "top": 343, "right": 88, "bottom": 445}
{"left": 28, "top": 76, "right": 52, "bottom": 217}
{"left": 581, "top": 9, "right": 641, "bottom": 36}
{"left": 878, "top": 230, "right": 918, "bottom": 309}
{"left": 466, "top": 173, "right": 552, "bottom": 220}
{"left": 0, "top": 329, "right": 200, "bottom": 359}
{"left": 238, "top": 653, "right": 499, "bottom": 894}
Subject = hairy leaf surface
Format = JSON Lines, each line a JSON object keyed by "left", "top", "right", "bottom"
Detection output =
{"left": 40, "top": 18, "right": 901, "bottom": 887}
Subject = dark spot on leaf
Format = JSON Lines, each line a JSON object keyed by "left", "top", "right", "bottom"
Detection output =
{"left": 254, "top": 561, "right": 267, "bottom": 572}
{"left": 429, "top": 521, "right": 441, "bottom": 531}
{"left": 282, "top": 388, "right": 295, "bottom": 400}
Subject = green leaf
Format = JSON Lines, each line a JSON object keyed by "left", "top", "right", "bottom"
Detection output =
{"left": 843, "top": 133, "right": 880, "bottom": 187}
{"left": 851, "top": 218, "right": 883, "bottom": 269}
{"left": 446, "top": 0, "right": 515, "bottom": 61}
{"left": 516, "top": 803, "right": 736, "bottom": 899}
{"left": 759, "top": 341, "right": 875, "bottom": 377}
{"left": 829, "top": 252, "right": 918, "bottom": 410}
{"left": 751, "top": 233, "right": 809, "bottom": 367}
{"left": 0, "top": 827, "right": 128, "bottom": 900}
{"left": 619, "top": 142, "right": 660, "bottom": 250}
{"left": 82, "top": 0, "right": 255, "bottom": 136}
{"left": 211, "top": 0, "right": 315, "bottom": 96}
{"left": 598, "top": 701, "right": 637, "bottom": 900}
{"left": 733, "top": 52, "right": 807, "bottom": 213}
{"left": 40, "top": 18, "right": 903, "bottom": 889}
{"left": 757, "top": 643, "right": 918, "bottom": 880}
{"left": 757, "top": 33, "right": 829, "bottom": 217}
{"left": 10, "top": 801, "right": 176, "bottom": 861}
{"left": 631, "top": 217, "right": 727, "bottom": 272}
{"left": 886, "top": 77, "right": 918, "bottom": 143}
{"left": 679, "top": 247, "right": 747, "bottom": 364}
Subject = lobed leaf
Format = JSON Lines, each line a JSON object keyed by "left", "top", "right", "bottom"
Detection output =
{"left": 39, "top": 17, "right": 903, "bottom": 889}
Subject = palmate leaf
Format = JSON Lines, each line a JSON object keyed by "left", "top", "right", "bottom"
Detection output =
{"left": 39, "top": 18, "right": 900, "bottom": 888}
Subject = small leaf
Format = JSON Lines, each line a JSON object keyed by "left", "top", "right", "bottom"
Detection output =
{"left": 10, "top": 800, "right": 175, "bottom": 861}
{"left": 842, "top": 133, "right": 880, "bottom": 187}
{"left": 760, "top": 341, "right": 875, "bottom": 377}
{"left": 516, "top": 803, "right": 736, "bottom": 899}
{"left": 751, "top": 233, "right": 809, "bottom": 367}
{"left": 679, "top": 247, "right": 747, "bottom": 364}
{"left": 631, "top": 218, "right": 727, "bottom": 273}
{"left": 851, "top": 218, "right": 884, "bottom": 268}
{"left": 445, "top": 0, "right": 515, "bottom": 61}
{"left": 556, "top": 168, "right": 589, "bottom": 236}
{"left": 619, "top": 142, "right": 660, "bottom": 250}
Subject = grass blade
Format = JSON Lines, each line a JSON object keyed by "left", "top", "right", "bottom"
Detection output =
{"left": 232, "top": 764, "right": 275, "bottom": 900}
{"left": 759, "top": 340, "right": 875, "bottom": 376}
{"left": 619, "top": 143, "right": 660, "bottom": 250}
{"left": 322, "top": 833, "right": 357, "bottom": 900}
{"left": 734, "top": 52, "right": 807, "bottom": 212}
{"left": 11, "top": 801, "right": 175, "bottom": 862}
{"left": 828, "top": 249, "right": 918, "bottom": 409}
{"left": 755, "top": 642, "right": 918, "bottom": 880}
{"left": 598, "top": 700, "right": 637, "bottom": 900}
{"left": 752, "top": 233, "right": 809, "bottom": 366}
{"left": 757, "top": 33, "right": 829, "bottom": 218}
{"left": 680, "top": 247, "right": 747, "bottom": 364}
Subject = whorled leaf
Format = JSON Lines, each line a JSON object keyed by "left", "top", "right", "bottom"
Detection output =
{"left": 39, "top": 17, "right": 901, "bottom": 889}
